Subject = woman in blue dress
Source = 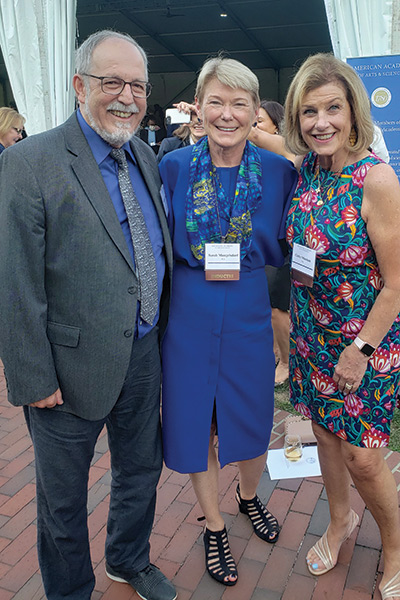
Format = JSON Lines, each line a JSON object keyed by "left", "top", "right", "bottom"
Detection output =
{"left": 285, "top": 54, "right": 400, "bottom": 599}
{"left": 159, "top": 57, "right": 297, "bottom": 585}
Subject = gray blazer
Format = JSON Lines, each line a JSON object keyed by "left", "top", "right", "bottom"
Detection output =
{"left": 0, "top": 113, "right": 173, "bottom": 420}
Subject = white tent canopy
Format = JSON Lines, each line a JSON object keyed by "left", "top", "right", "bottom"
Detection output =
{"left": 324, "top": 0, "right": 400, "bottom": 59}
{"left": 0, "top": 0, "right": 76, "bottom": 135}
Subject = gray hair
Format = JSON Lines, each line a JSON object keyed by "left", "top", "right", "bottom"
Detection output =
{"left": 196, "top": 56, "right": 260, "bottom": 108}
{"left": 75, "top": 30, "right": 148, "bottom": 79}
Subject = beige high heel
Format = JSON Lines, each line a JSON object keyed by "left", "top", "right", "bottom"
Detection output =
{"left": 380, "top": 570, "right": 400, "bottom": 600}
{"left": 306, "top": 509, "right": 359, "bottom": 576}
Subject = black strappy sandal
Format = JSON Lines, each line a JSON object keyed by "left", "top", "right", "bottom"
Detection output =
{"left": 235, "top": 483, "right": 280, "bottom": 543}
{"left": 203, "top": 526, "right": 238, "bottom": 586}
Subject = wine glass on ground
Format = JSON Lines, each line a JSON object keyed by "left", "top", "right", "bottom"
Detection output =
{"left": 284, "top": 434, "right": 303, "bottom": 462}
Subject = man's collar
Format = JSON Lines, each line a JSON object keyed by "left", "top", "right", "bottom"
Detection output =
{"left": 77, "top": 109, "right": 137, "bottom": 166}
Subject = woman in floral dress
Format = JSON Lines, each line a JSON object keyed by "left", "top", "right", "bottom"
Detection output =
{"left": 285, "top": 53, "right": 400, "bottom": 600}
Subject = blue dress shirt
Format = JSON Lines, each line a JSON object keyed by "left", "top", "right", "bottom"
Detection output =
{"left": 77, "top": 110, "right": 165, "bottom": 338}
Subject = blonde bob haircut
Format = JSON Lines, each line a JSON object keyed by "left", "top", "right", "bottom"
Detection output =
{"left": 0, "top": 107, "right": 25, "bottom": 139}
{"left": 196, "top": 56, "right": 260, "bottom": 108}
{"left": 284, "top": 53, "right": 374, "bottom": 156}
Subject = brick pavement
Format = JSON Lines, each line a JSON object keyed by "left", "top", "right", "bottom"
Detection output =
{"left": 1, "top": 363, "right": 400, "bottom": 600}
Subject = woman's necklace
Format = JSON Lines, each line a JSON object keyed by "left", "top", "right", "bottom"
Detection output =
{"left": 212, "top": 165, "right": 231, "bottom": 243}
{"left": 215, "top": 198, "right": 227, "bottom": 243}
{"left": 311, "top": 153, "right": 349, "bottom": 207}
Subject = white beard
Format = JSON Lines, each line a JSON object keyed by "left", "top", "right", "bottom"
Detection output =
{"left": 85, "top": 98, "right": 141, "bottom": 147}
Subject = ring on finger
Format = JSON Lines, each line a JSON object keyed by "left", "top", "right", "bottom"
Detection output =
{"left": 344, "top": 382, "right": 353, "bottom": 390}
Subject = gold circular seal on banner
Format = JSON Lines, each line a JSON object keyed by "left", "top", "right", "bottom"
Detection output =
{"left": 371, "top": 87, "right": 392, "bottom": 108}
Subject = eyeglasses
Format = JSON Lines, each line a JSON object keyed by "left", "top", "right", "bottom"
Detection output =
{"left": 13, "top": 127, "right": 24, "bottom": 134}
{"left": 83, "top": 74, "right": 152, "bottom": 98}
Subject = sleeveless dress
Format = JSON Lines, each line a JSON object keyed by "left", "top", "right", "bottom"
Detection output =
{"left": 159, "top": 144, "right": 298, "bottom": 473}
{"left": 287, "top": 152, "right": 400, "bottom": 448}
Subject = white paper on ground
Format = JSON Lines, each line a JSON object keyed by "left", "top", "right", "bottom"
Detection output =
{"left": 266, "top": 445, "right": 321, "bottom": 480}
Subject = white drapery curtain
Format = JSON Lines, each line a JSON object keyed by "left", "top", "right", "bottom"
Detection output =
{"left": 324, "top": 0, "right": 400, "bottom": 59}
{"left": 0, "top": 0, "right": 77, "bottom": 135}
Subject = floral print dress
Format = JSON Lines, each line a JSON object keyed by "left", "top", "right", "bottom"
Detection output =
{"left": 287, "top": 152, "right": 400, "bottom": 448}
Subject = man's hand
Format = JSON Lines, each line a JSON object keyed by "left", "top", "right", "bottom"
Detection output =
{"left": 29, "top": 388, "right": 63, "bottom": 408}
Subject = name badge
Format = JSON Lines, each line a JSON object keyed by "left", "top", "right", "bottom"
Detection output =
{"left": 205, "top": 243, "right": 240, "bottom": 281}
{"left": 291, "top": 242, "right": 316, "bottom": 287}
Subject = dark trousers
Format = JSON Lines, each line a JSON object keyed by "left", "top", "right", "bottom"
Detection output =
{"left": 24, "top": 328, "right": 162, "bottom": 600}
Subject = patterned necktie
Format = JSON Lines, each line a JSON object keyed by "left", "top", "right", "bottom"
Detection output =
{"left": 110, "top": 148, "right": 158, "bottom": 325}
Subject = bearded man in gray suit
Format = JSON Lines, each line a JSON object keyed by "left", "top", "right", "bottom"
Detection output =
{"left": 0, "top": 30, "right": 176, "bottom": 600}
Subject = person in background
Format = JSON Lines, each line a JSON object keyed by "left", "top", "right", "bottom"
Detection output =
{"left": 159, "top": 57, "right": 297, "bottom": 587}
{"left": 257, "top": 99, "right": 281, "bottom": 132}
{"left": 0, "top": 29, "right": 175, "bottom": 600}
{"left": 0, "top": 107, "right": 25, "bottom": 153}
{"left": 249, "top": 100, "right": 294, "bottom": 385}
{"left": 157, "top": 102, "right": 206, "bottom": 162}
{"left": 139, "top": 113, "right": 166, "bottom": 154}
{"left": 248, "top": 99, "right": 293, "bottom": 161}
{"left": 372, "top": 122, "right": 390, "bottom": 163}
{"left": 285, "top": 52, "right": 400, "bottom": 600}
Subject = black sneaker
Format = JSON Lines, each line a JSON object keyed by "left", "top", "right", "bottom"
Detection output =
{"left": 105, "top": 563, "right": 177, "bottom": 600}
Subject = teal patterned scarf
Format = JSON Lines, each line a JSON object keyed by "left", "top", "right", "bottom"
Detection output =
{"left": 185, "top": 137, "right": 262, "bottom": 264}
